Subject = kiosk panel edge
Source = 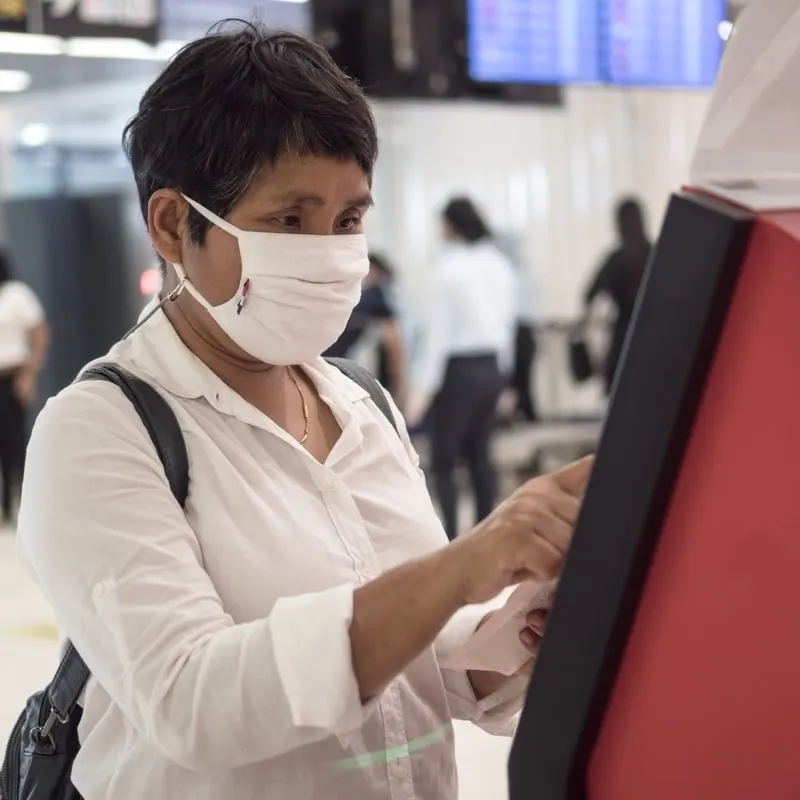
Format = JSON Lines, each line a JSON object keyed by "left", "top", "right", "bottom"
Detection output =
{"left": 508, "top": 192, "right": 754, "bottom": 800}
{"left": 588, "top": 208, "right": 800, "bottom": 799}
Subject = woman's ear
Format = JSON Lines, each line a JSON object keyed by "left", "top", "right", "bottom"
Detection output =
{"left": 148, "top": 190, "right": 187, "bottom": 265}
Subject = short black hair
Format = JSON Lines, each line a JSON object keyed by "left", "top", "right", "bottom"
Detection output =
{"left": 123, "top": 21, "right": 378, "bottom": 247}
{"left": 442, "top": 197, "right": 492, "bottom": 243}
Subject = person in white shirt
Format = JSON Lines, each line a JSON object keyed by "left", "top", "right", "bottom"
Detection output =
{"left": 0, "top": 251, "right": 48, "bottom": 524}
{"left": 16, "top": 24, "right": 591, "bottom": 800}
{"left": 409, "top": 198, "right": 517, "bottom": 539}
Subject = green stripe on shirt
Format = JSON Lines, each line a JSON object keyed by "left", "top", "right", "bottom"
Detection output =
{"left": 331, "top": 722, "right": 454, "bottom": 771}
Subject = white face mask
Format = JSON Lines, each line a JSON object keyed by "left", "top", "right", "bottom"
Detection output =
{"left": 171, "top": 195, "right": 369, "bottom": 365}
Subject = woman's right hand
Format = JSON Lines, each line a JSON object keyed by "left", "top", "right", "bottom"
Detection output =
{"left": 449, "top": 457, "right": 593, "bottom": 605}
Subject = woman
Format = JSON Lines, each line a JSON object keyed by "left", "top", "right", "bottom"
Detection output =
{"left": 584, "top": 197, "right": 652, "bottom": 394}
{"left": 16, "top": 26, "right": 590, "bottom": 800}
{"left": 0, "top": 251, "right": 48, "bottom": 524}
{"left": 409, "top": 197, "right": 517, "bottom": 540}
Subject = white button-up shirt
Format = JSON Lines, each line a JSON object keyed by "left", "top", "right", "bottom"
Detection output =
{"left": 414, "top": 241, "right": 517, "bottom": 395}
{"left": 17, "top": 307, "right": 524, "bottom": 800}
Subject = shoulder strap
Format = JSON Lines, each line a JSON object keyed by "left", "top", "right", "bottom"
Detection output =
{"left": 45, "top": 361, "right": 389, "bottom": 718}
{"left": 325, "top": 357, "right": 398, "bottom": 434}
{"left": 81, "top": 364, "right": 189, "bottom": 507}
{"left": 46, "top": 364, "right": 190, "bottom": 720}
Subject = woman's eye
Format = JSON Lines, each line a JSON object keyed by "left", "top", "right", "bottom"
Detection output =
{"left": 278, "top": 215, "right": 302, "bottom": 229}
{"left": 338, "top": 216, "right": 360, "bottom": 232}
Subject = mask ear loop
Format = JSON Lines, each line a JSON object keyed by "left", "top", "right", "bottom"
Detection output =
{"left": 122, "top": 270, "right": 187, "bottom": 341}
{"left": 181, "top": 194, "right": 251, "bottom": 304}
{"left": 181, "top": 194, "right": 241, "bottom": 239}
{"left": 124, "top": 196, "right": 244, "bottom": 340}
{"left": 123, "top": 194, "right": 229, "bottom": 341}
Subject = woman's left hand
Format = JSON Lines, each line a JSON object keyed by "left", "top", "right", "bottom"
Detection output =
{"left": 467, "top": 608, "right": 549, "bottom": 698}
{"left": 514, "top": 609, "right": 548, "bottom": 679}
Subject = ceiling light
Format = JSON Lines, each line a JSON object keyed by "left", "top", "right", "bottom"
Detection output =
{"left": 19, "top": 123, "right": 50, "bottom": 147}
{"left": 0, "top": 69, "right": 31, "bottom": 92}
{"left": 718, "top": 20, "right": 734, "bottom": 41}
{"left": 154, "top": 39, "right": 187, "bottom": 60}
{"left": 0, "top": 32, "right": 63, "bottom": 55}
{"left": 63, "top": 37, "right": 187, "bottom": 61}
{"left": 65, "top": 37, "right": 157, "bottom": 59}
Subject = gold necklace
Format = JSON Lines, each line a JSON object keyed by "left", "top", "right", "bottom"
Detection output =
{"left": 288, "top": 367, "right": 310, "bottom": 444}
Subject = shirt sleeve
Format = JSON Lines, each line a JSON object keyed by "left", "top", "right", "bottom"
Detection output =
{"left": 16, "top": 381, "right": 375, "bottom": 772}
{"left": 434, "top": 604, "right": 526, "bottom": 736}
{"left": 386, "top": 395, "right": 525, "bottom": 734}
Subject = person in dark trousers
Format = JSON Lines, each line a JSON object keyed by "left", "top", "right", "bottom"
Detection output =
{"left": 408, "top": 198, "right": 516, "bottom": 539}
{"left": 584, "top": 197, "right": 652, "bottom": 395}
{"left": 498, "top": 233, "right": 540, "bottom": 423}
{"left": 0, "top": 252, "right": 49, "bottom": 524}
{"left": 325, "top": 253, "right": 405, "bottom": 399}
{"left": 512, "top": 324, "right": 538, "bottom": 421}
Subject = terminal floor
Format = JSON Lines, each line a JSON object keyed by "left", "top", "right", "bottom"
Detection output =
{"left": 0, "top": 531, "right": 511, "bottom": 799}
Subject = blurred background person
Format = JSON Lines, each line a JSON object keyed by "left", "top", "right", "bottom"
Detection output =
{"left": 0, "top": 251, "right": 48, "bottom": 524}
{"left": 583, "top": 197, "right": 652, "bottom": 395}
{"left": 326, "top": 252, "right": 406, "bottom": 401}
{"left": 495, "top": 231, "right": 539, "bottom": 423}
{"left": 408, "top": 197, "right": 516, "bottom": 540}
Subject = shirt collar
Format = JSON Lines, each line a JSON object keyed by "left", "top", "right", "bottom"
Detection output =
{"left": 127, "top": 302, "right": 370, "bottom": 422}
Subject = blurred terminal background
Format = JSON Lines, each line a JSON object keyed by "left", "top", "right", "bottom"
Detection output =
{"left": 0, "top": 2, "right": 746, "bottom": 795}
{"left": 0, "top": 0, "right": 744, "bottom": 503}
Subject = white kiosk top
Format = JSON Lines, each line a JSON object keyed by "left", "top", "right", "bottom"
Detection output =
{"left": 691, "top": 0, "right": 800, "bottom": 211}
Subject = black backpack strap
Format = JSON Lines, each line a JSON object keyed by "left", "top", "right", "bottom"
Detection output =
{"left": 45, "top": 642, "right": 90, "bottom": 724}
{"left": 81, "top": 364, "right": 189, "bottom": 508}
{"left": 326, "top": 357, "right": 398, "bottom": 434}
{"left": 43, "top": 364, "right": 190, "bottom": 723}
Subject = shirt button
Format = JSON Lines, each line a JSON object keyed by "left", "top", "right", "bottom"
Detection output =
{"left": 389, "top": 760, "right": 410, "bottom": 780}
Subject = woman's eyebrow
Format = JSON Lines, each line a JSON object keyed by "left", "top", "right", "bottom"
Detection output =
{"left": 268, "top": 191, "right": 374, "bottom": 208}
{"left": 348, "top": 192, "right": 375, "bottom": 209}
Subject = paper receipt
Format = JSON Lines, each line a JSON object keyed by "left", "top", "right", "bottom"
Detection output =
{"left": 443, "top": 581, "right": 557, "bottom": 676}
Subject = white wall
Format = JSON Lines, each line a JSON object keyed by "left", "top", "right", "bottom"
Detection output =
{"left": 3, "top": 79, "right": 711, "bottom": 321}
{"left": 369, "top": 87, "right": 711, "bottom": 319}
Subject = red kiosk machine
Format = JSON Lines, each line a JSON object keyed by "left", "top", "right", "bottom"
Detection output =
{"left": 509, "top": 4, "right": 800, "bottom": 798}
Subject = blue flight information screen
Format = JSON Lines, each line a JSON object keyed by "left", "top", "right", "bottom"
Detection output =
{"left": 602, "top": 0, "right": 726, "bottom": 87}
{"left": 467, "top": 0, "right": 726, "bottom": 88}
{"left": 467, "top": 0, "right": 602, "bottom": 85}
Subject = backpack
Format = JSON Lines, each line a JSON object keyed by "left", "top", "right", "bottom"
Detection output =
{"left": 0, "top": 358, "right": 397, "bottom": 800}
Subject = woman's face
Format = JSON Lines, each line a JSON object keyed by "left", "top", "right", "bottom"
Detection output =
{"left": 148, "top": 153, "right": 372, "bottom": 308}
{"left": 145, "top": 153, "right": 372, "bottom": 361}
